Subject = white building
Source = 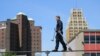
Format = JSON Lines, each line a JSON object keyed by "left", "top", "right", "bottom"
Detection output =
{"left": 66, "top": 8, "right": 88, "bottom": 42}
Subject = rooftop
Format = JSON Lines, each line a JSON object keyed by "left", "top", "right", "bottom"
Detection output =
{"left": 17, "top": 12, "right": 26, "bottom": 15}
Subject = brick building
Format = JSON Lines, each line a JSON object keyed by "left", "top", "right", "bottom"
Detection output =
{"left": 0, "top": 12, "right": 42, "bottom": 56}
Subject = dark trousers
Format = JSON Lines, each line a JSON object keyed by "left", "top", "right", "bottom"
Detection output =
{"left": 55, "top": 33, "right": 66, "bottom": 50}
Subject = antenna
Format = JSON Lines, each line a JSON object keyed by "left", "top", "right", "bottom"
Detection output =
{"left": 73, "top": 0, "right": 78, "bottom": 8}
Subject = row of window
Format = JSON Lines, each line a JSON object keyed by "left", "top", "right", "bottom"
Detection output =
{"left": 32, "top": 28, "right": 40, "bottom": 31}
{"left": 32, "top": 36, "right": 40, "bottom": 38}
{"left": 70, "top": 21, "right": 86, "bottom": 23}
{"left": 72, "top": 18, "right": 83, "bottom": 19}
{"left": 33, "top": 33, "right": 40, "bottom": 35}
{"left": 0, "top": 40, "right": 4, "bottom": 48}
{"left": 83, "top": 53, "right": 100, "bottom": 56}
{"left": 33, "top": 43, "right": 39, "bottom": 45}
{"left": 84, "top": 36, "right": 100, "bottom": 43}
{"left": 69, "top": 29, "right": 87, "bottom": 32}
{"left": 70, "top": 31, "right": 78, "bottom": 34}
{"left": 69, "top": 27, "right": 87, "bottom": 29}
{"left": 33, "top": 40, "right": 40, "bottom": 42}
{"left": 73, "top": 15, "right": 82, "bottom": 17}
{"left": 73, "top": 12, "right": 82, "bottom": 14}
{"left": 33, "top": 47, "right": 40, "bottom": 51}
{"left": 70, "top": 24, "right": 87, "bottom": 26}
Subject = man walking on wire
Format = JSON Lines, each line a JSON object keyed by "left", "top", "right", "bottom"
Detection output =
{"left": 52, "top": 16, "right": 67, "bottom": 51}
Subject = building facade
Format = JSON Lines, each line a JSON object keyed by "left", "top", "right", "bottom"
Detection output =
{"left": 0, "top": 12, "right": 42, "bottom": 56}
{"left": 64, "top": 29, "right": 100, "bottom": 56}
{"left": 66, "top": 8, "right": 88, "bottom": 42}
{"left": 0, "top": 22, "right": 6, "bottom": 49}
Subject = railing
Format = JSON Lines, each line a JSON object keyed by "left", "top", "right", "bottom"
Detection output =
{"left": 0, "top": 50, "right": 100, "bottom": 56}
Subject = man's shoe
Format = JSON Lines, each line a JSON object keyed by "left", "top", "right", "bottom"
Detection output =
{"left": 52, "top": 49, "right": 58, "bottom": 52}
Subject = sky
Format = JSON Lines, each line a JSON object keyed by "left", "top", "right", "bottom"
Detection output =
{"left": 0, "top": 0, "right": 100, "bottom": 56}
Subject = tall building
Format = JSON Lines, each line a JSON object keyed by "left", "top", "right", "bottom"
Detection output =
{"left": 66, "top": 8, "right": 88, "bottom": 42}
{"left": 64, "top": 29, "right": 100, "bottom": 56}
{"left": 0, "top": 12, "right": 42, "bottom": 56}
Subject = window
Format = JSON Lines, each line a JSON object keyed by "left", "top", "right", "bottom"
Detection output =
{"left": 84, "top": 36, "right": 89, "bottom": 43}
{"left": 74, "top": 27, "right": 77, "bottom": 29}
{"left": 84, "top": 27, "right": 87, "bottom": 29}
{"left": 2, "top": 32, "right": 4, "bottom": 35}
{"left": 74, "top": 21, "right": 77, "bottom": 23}
{"left": 37, "top": 33, "right": 39, "bottom": 35}
{"left": 84, "top": 24, "right": 87, "bottom": 26}
{"left": 73, "top": 18, "right": 77, "bottom": 19}
{"left": 37, "top": 43, "right": 38, "bottom": 45}
{"left": 79, "top": 24, "right": 82, "bottom": 26}
{"left": 2, "top": 29, "right": 4, "bottom": 31}
{"left": 91, "top": 53, "right": 96, "bottom": 56}
{"left": 73, "top": 15, "right": 76, "bottom": 17}
{"left": 69, "top": 29, "right": 73, "bottom": 32}
{"left": 70, "top": 24, "right": 73, "bottom": 26}
{"left": 83, "top": 53, "right": 96, "bottom": 56}
{"left": 97, "top": 53, "right": 100, "bottom": 56}
{"left": 69, "top": 27, "right": 73, "bottom": 29}
{"left": 2, "top": 36, "right": 4, "bottom": 39}
{"left": 79, "top": 27, "right": 82, "bottom": 29}
{"left": 34, "top": 43, "right": 35, "bottom": 45}
{"left": 79, "top": 21, "right": 82, "bottom": 23}
{"left": 90, "top": 36, "right": 95, "bottom": 43}
{"left": 70, "top": 21, "right": 72, "bottom": 23}
{"left": 96, "top": 36, "right": 100, "bottom": 43}
{"left": 2, "top": 44, "right": 4, "bottom": 48}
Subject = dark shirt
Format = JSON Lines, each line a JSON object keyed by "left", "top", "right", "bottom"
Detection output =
{"left": 56, "top": 19, "right": 63, "bottom": 34}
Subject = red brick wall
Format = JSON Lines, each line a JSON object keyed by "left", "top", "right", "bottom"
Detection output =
{"left": 84, "top": 32, "right": 100, "bottom": 53}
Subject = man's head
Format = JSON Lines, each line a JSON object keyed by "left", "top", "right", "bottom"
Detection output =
{"left": 56, "top": 16, "right": 60, "bottom": 21}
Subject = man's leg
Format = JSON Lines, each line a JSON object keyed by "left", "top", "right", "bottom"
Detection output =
{"left": 55, "top": 37, "right": 59, "bottom": 50}
{"left": 59, "top": 34, "right": 67, "bottom": 51}
{"left": 53, "top": 34, "right": 59, "bottom": 51}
